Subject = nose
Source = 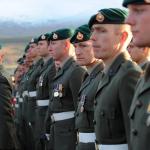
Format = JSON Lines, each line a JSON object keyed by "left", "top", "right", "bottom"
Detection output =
{"left": 125, "top": 13, "right": 135, "bottom": 27}
{"left": 75, "top": 48, "right": 81, "bottom": 56}
{"left": 37, "top": 45, "right": 40, "bottom": 50}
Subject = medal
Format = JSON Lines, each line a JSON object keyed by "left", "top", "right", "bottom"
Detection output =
{"left": 80, "top": 106, "right": 84, "bottom": 112}
{"left": 51, "top": 115, "right": 55, "bottom": 122}
{"left": 146, "top": 115, "right": 150, "bottom": 127}
{"left": 39, "top": 76, "right": 43, "bottom": 86}
{"left": 80, "top": 95, "right": 86, "bottom": 112}
{"left": 147, "top": 103, "right": 150, "bottom": 114}
{"left": 59, "top": 93, "right": 63, "bottom": 97}
{"left": 59, "top": 84, "right": 63, "bottom": 97}
{"left": 54, "top": 91, "right": 59, "bottom": 97}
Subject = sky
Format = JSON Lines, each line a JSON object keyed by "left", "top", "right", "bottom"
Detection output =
{"left": 0, "top": 0, "right": 123, "bottom": 23}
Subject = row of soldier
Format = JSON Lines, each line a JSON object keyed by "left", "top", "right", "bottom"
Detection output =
{"left": 5, "top": 1, "right": 150, "bottom": 150}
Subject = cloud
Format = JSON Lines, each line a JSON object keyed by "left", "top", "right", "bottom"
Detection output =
{"left": 0, "top": 0, "right": 123, "bottom": 23}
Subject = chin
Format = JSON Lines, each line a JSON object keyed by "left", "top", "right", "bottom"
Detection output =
{"left": 77, "top": 62, "right": 83, "bottom": 66}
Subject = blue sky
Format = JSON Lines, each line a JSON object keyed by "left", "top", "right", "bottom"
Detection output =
{"left": 0, "top": 0, "right": 123, "bottom": 23}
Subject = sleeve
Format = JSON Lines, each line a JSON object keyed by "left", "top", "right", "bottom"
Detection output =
{"left": 119, "top": 68, "right": 141, "bottom": 147}
{"left": 69, "top": 66, "right": 86, "bottom": 110}
{"left": 44, "top": 64, "right": 56, "bottom": 134}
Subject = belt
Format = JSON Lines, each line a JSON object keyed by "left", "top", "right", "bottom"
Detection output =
{"left": 98, "top": 144, "right": 128, "bottom": 150}
{"left": 51, "top": 111, "right": 75, "bottom": 122}
{"left": 22, "top": 90, "right": 28, "bottom": 97}
{"left": 78, "top": 132, "right": 96, "bottom": 143}
{"left": 19, "top": 98, "right": 23, "bottom": 103}
{"left": 28, "top": 91, "right": 37, "bottom": 97}
{"left": 36, "top": 99, "right": 49, "bottom": 106}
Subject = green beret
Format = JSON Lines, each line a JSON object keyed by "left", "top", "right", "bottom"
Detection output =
{"left": 88, "top": 8, "right": 128, "bottom": 29}
{"left": 50, "top": 28, "right": 74, "bottom": 41}
{"left": 70, "top": 24, "right": 91, "bottom": 44}
{"left": 17, "top": 57, "right": 24, "bottom": 65}
{"left": 38, "top": 33, "right": 50, "bottom": 42}
{"left": 29, "top": 38, "right": 38, "bottom": 44}
{"left": 24, "top": 44, "right": 30, "bottom": 53}
{"left": 123, "top": 0, "right": 150, "bottom": 7}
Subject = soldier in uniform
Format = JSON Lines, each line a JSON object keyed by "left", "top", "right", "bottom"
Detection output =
{"left": 15, "top": 48, "right": 31, "bottom": 150}
{"left": 34, "top": 33, "right": 56, "bottom": 150}
{"left": 45, "top": 28, "right": 86, "bottom": 150}
{"left": 23, "top": 37, "right": 41, "bottom": 150}
{"left": 128, "top": 40, "right": 150, "bottom": 70}
{"left": 70, "top": 24, "right": 104, "bottom": 150}
{"left": 21, "top": 44, "right": 38, "bottom": 150}
{"left": 14, "top": 58, "right": 25, "bottom": 126}
{"left": 89, "top": 8, "right": 142, "bottom": 150}
{"left": 26, "top": 39, "right": 43, "bottom": 150}
{"left": 16, "top": 65, "right": 28, "bottom": 150}
{"left": 123, "top": 0, "right": 150, "bottom": 150}
{"left": 0, "top": 47, "right": 19, "bottom": 149}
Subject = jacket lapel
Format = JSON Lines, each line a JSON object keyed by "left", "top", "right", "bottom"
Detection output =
{"left": 79, "top": 75, "right": 91, "bottom": 94}
{"left": 96, "top": 73, "right": 110, "bottom": 92}
{"left": 138, "top": 78, "right": 150, "bottom": 96}
{"left": 54, "top": 57, "right": 74, "bottom": 80}
{"left": 79, "top": 62, "right": 104, "bottom": 94}
{"left": 96, "top": 52, "right": 131, "bottom": 93}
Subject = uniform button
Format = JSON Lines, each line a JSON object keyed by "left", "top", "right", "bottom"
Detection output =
{"left": 93, "top": 120, "right": 96, "bottom": 125}
{"left": 100, "top": 111, "right": 105, "bottom": 116}
{"left": 132, "top": 129, "right": 138, "bottom": 136}
{"left": 136, "top": 100, "right": 143, "bottom": 108}
{"left": 94, "top": 100, "right": 97, "bottom": 105}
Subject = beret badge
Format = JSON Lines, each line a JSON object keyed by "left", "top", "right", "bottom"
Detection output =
{"left": 41, "top": 35, "right": 46, "bottom": 40}
{"left": 77, "top": 32, "right": 84, "bottom": 40}
{"left": 96, "top": 12, "right": 104, "bottom": 22}
{"left": 31, "top": 38, "right": 34, "bottom": 43}
{"left": 53, "top": 33, "right": 58, "bottom": 40}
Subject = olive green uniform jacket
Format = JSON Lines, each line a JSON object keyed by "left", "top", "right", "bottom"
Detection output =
{"left": 0, "top": 65, "right": 19, "bottom": 149}
{"left": 35, "top": 58, "right": 56, "bottom": 150}
{"left": 75, "top": 62, "right": 104, "bottom": 150}
{"left": 46, "top": 57, "right": 86, "bottom": 150}
{"left": 129, "top": 71, "right": 150, "bottom": 150}
{"left": 27, "top": 58, "right": 43, "bottom": 124}
{"left": 94, "top": 52, "right": 142, "bottom": 148}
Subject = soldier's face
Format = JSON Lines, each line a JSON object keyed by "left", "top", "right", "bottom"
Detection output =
{"left": 28, "top": 43, "right": 38, "bottom": 58}
{"left": 126, "top": 5, "right": 150, "bottom": 47}
{"left": 0, "top": 53, "right": 4, "bottom": 64}
{"left": 74, "top": 40, "right": 95, "bottom": 66}
{"left": 38, "top": 40, "right": 49, "bottom": 57}
{"left": 90, "top": 24, "right": 121, "bottom": 61}
{"left": 128, "top": 41, "right": 145, "bottom": 63}
{"left": 49, "top": 40, "right": 66, "bottom": 61}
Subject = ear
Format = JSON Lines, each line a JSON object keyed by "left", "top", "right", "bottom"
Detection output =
{"left": 143, "top": 47, "right": 150, "bottom": 55}
{"left": 120, "top": 31, "right": 128, "bottom": 45}
{"left": 65, "top": 40, "right": 70, "bottom": 50}
{"left": 66, "top": 40, "right": 70, "bottom": 49}
{"left": 0, "top": 53, "right": 4, "bottom": 63}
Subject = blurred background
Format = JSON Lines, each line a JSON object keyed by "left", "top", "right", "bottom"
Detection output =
{"left": 0, "top": 0, "right": 123, "bottom": 73}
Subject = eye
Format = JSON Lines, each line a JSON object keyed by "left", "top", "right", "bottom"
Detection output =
{"left": 134, "top": 8, "right": 145, "bottom": 14}
{"left": 80, "top": 44, "right": 87, "bottom": 48}
{"left": 91, "top": 28, "right": 94, "bottom": 33}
